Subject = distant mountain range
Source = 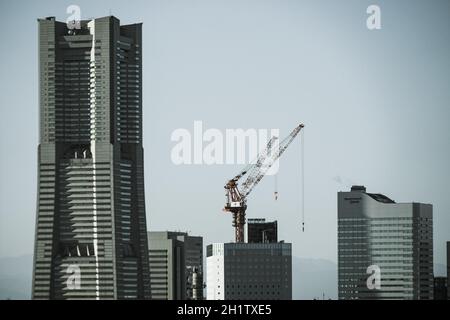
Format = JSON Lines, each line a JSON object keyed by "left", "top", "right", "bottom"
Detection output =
{"left": 292, "top": 256, "right": 337, "bottom": 300}
{"left": 0, "top": 254, "right": 446, "bottom": 300}
{"left": 292, "top": 259, "right": 448, "bottom": 300}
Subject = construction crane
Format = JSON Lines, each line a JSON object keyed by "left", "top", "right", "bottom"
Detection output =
{"left": 223, "top": 123, "right": 304, "bottom": 243}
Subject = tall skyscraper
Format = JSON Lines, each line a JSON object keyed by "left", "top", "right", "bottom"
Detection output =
{"left": 247, "top": 218, "right": 278, "bottom": 243}
{"left": 32, "top": 16, "right": 150, "bottom": 299}
{"left": 147, "top": 232, "right": 203, "bottom": 300}
{"left": 338, "top": 186, "right": 433, "bottom": 300}
{"left": 206, "top": 242, "right": 292, "bottom": 300}
{"left": 447, "top": 241, "right": 450, "bottom": 299}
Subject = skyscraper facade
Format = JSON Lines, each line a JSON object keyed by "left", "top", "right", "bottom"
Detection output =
{"left": 32, "top": 16, "right": 150, "bottom": 299}
{"left": 179, "top": 234, "right": 203, "bottom": 300}
{"left": 338, "top": 186, "right": 433, "bottom": 300}
{"left": 206, "top": 242, "right": 292, "bottom": 300}
{"left": 147, "top": 231, "right": 203, "bottom": 300}
{"left": 447, "top": 241, "right": 450, "bottom": 299}
{"left": 148, "top": 232, "right": 186, "bottom": 300}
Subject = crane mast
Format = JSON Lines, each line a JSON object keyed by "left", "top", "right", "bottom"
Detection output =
{"left": 223, "top": 123, "right": 304, "bottom": 243}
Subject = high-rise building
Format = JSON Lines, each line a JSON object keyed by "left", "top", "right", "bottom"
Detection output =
{"left": 206, "top": 242, "right": 292, "bottom": 300}
{"left": 247, "top": 219, "right": 277, "bottom": 243}
{"left": 148, "top": 232, "right": 186, "bottom": 300}
{"left": 147, "top": 232, "right": 203, "bottom": 300}
{"left": 338, "top": 186, "right": 433, "bottom": 300}
{"left": 447, "top": 241, "right": 450, "bottom": 299}
{"left": 32, "top": 16, "right": 150, "bottom": 299}
{"left": 433, "top": 277, "right": 447, "bottom": 300}
{"left": 179, "top": 234, "right": 203, "bottom": 300}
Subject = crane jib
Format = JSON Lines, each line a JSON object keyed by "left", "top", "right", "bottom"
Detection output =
{"left": 223, "top": 123, "right": 305, "bottom": 243}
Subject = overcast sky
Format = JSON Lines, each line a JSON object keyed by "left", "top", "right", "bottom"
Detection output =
{"left": 0, "top": 0, "right": 449, "bottom": 267}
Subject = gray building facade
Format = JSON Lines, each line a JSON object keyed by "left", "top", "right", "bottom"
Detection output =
{"left": 180, "top": 234, "right": 203, "bottom": 300}
{"left": 206, "top": 242, "right": 292, "bottom": 300}
{"left": 148, "top": 232, "right": 203, "bottom": 300}
{"left": 338, "top": 186, "right": 433, "bottom": 300}
{"left": 433, "top": 277, "right": 447, "bottom": 300}
{"left": 148, "top": 232, "right": 186, "bottom": 300}
{"left": 32, "top": 16, "right": 150, "bottom": 299}
{"left": 247, "top": 218, "right": 278, "bottom": 244}
{"left": 448, "top": 241, "right": 450, "bottom": 299}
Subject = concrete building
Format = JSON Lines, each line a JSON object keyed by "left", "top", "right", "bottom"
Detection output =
{"left": 247, "top": 219, "right": 277, "bottom": 243}
{"left": 338, "top": 186, "right": 433, "bottom": 300}
{"left": 148, "top": 232, "right": 203, "bottom": 300}
{"left": 32, "top": 16, "right": 150, "bottom": 299}
{"left": 148, "top": 232, "right": 186, "bottom": 300}
{"left": 447, "top": 241, "right": 450, "bottom": 299}
{"left": 181, "top": 234, "right": 204, "bottom": 300}
{"left": 433, "top": 277, "right": 447, "bottom": 300}
{"left": 206, "top": 242, "right": 292, "bottom": 300}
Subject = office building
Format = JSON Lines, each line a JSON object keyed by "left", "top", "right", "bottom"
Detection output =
{"left": 447, "top": 241, "right": 450, "bottom": 299}
{"left": 338, "top": 185, "right": 433, "bottom": 300}
{"left": 433, "top": 277, "right": 447, "bottom": 300}
{"left": 148, "top": 232, "right": 203, "bottom": 300}
{"left": 32, "top": 16, "right": 150, "bottom": 299}
{"left": 181, "top": 234, "right": 204, "bottom": 300}
{"left": 247, "top": 219, "right": 277, "bottom": 243}
{"left": 148, "top": 232, "right": 186, "bottom": 300}
{"left": 206, "top": 242, "right": 292, "bottom": 300}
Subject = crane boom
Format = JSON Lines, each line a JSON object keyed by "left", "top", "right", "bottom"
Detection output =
{"left": 223, "top": 123, "right": 304, "bottom": 242}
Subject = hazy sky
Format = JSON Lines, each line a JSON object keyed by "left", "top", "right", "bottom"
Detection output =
{"left": 0, "top": 0, "right": 449, "bottom": 268}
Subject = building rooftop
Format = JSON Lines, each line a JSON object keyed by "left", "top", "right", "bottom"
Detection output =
{"left": 349, "top": 185, "right": 395, "bottom": 203}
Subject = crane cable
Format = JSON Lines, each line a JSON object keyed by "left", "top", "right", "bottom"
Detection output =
{"left": 274, "top": 173, "right": 278, "bottom": 200}
{"left": 301, "top": 129, "right": 305, "bottom": 232}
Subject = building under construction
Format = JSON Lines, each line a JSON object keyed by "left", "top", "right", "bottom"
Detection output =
{"left": 223, "top": 124, "right": 304, "bottom": 242}
{"left": 247, "top": 218, "right": 278, "bottom": 243}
